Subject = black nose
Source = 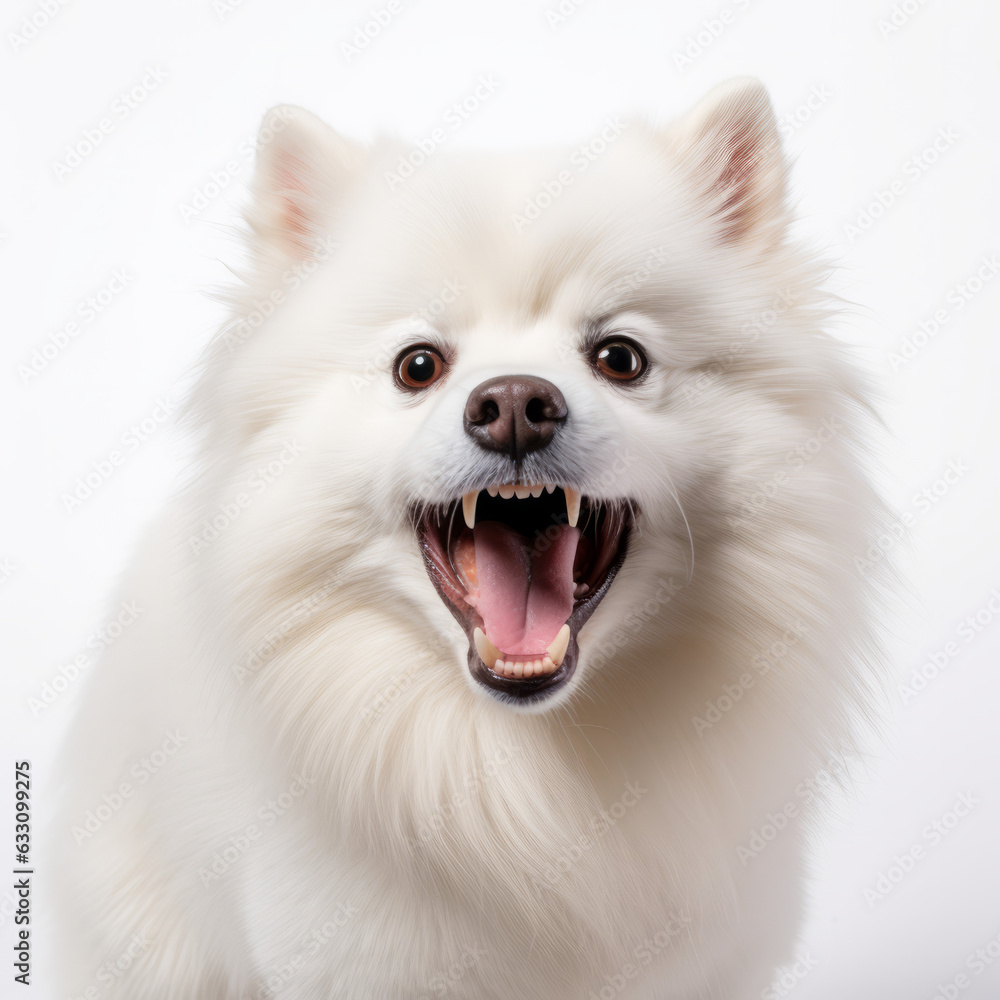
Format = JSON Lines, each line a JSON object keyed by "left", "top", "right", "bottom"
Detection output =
{"left": 464, "top": 375, "right": 568, "bottom": 461}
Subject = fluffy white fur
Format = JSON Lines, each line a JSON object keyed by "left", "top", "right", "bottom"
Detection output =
{"left": 54, "top": 79, "right": 887, "bottom": 999}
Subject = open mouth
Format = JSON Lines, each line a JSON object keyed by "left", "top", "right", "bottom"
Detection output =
{"left": 414, "top": 484, "right": 634, "bottom": 703}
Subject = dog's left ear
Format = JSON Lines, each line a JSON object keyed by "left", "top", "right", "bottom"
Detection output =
{"left": 671, "top": 77, "right": 788, "bottom": 248}
{"left": 248, "top": 105, "right": 366, "bottom": 261}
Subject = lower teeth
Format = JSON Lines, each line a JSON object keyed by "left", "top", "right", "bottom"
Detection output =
{"left": 473, "top": 624, "right": 571, "bottom": 677}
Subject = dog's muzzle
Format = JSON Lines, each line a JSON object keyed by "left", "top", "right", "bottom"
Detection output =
{"left": 412, "top": 376, "right": 634, "bottom": 705}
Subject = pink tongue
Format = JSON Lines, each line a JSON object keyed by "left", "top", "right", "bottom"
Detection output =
{"left": 471, "top": 521, "right": 580, "bottom": 656}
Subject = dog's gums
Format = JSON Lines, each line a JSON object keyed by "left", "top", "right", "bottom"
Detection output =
{"left": 415, "top": 485, "right": 633, "bottom": 702}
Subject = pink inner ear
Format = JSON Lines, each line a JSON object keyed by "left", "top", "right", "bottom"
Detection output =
{"left": 273, "top": 154, "right": 316, "bottom": 254}
{"left": 712, "top": 119, "right": 770, "bottom": 243}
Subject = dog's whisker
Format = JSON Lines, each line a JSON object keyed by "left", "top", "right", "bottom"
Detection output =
{"left": 620, "top": 434, "right": 696, "bottom": 583}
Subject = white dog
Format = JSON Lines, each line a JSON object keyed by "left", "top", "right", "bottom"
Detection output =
{"left": 55, "top": 78, "right": 886, "bottom": 999}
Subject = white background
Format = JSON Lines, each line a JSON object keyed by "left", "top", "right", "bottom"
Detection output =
{"left": 2, "top": 0, "right": 999, "bottom": 997}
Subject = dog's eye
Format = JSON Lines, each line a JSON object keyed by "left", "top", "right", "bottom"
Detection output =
{"left": 395, "top": 346, "right": 447, "bottom": 390}
{"left": 592, "top": 339, "right": 646, "bottom": 382}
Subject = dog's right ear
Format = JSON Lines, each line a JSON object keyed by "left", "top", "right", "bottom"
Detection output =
{"left": 248, "top": 105, "right": 366, "bottom": 261}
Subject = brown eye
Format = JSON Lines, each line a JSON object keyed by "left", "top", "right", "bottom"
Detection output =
{"left": 396, "top": 346, "right": 447, "bottom": 390}
{"left": 593, "top": 339, "right": 646, "bottom": 382}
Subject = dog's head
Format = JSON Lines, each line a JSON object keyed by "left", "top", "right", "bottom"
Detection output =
{"left": 190, "top": 78, "right": 865, "bottom": 720}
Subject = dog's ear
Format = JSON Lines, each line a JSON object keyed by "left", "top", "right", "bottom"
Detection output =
{"left": 248, "top": 105, "right": 366, "bottom": 261}
{"left": 671, "top": 78, "right": 788, "bottom": 248}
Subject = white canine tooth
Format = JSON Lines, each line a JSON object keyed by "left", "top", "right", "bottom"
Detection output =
{"left": 462, "top": 491, "right": 478, "bottom": 530}
{"left": 546, "top": 624, "right": 571, "bottom": 667}
{"left": 545, "top": 484, "right": 556, "bottom": 494}
{"left": 474, "top": 628, "right": 501, "bottom": 670}
{"left": 564, "top": 488, "right": 580, "bottom": 528}
{"left": 514, "top": 485, "right": 531, "bottom": 499}
{"left": 530, "top": 485, "right": 543, "bottom": 498}
{"left": 498, "top": 484, "right": 515, "bottom": 500}
{"left": 487, "top": 485, "right": 498, "bottom": 498}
